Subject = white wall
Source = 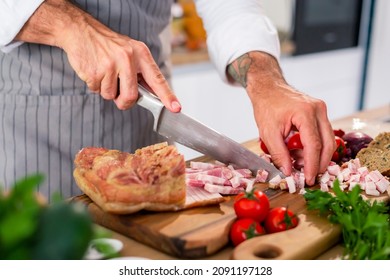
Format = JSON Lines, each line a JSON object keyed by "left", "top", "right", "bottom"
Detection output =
{"left": 260, "top": 0, "right": 293, "bottom": 34}
{"left": 363, "top": 0, "right": 390, "bottom": 109}
{"left": 281, "top": 48, "right": 364, "bottom": 119}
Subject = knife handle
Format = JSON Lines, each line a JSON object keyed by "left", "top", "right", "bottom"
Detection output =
{"left": 137, "top": 83, "right": 164, "bottom": 131}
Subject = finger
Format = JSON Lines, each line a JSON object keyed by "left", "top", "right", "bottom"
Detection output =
{"left": 135, "top": 42, "right": 181, "bottom": 112}
{"left": 115, "top": 55, "right": 138, "bottom": 110}
{"left": 316, "top": 103, "right": 336, "bottom": 172}
{"left": 298, "top": 119, "right": 322, "bottom": 185}
{"left": 263, "top": 130, "right": 292, "bottom": 177}
{"left": 100, "top": 69, "right": 118, "bottom": 100}
{"left": 86, "top": 79, "right": 101, "bottom": 94}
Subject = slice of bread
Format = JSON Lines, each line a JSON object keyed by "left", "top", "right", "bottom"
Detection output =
{"left": 357, "top": 132, "right": 390, "bottom": 176}
{"left": 367, "top": 132, "right": 390, "bottom": 151}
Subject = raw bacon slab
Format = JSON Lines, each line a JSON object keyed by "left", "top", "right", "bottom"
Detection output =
{"left": 74, "top": 142, "right": 225, "bottom": 214}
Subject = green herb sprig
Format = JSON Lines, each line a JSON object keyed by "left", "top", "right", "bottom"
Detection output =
{"left": 0, "top": 174, "right": 112, "bottom": 260}
{"left": 304, "top": 180, "right": 390, "bottom": 260}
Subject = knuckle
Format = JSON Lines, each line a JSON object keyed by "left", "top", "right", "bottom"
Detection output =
{"left": 136, "top": 41, "right": 150, "bottom": 56}
{"left": 153, "top": 71, "right": 167, "bottom": 84}
{"left": 118, "top": 47, "right": 134, "bottom": 60}
{"left": 101, "top": 86, "right": 117, "bottom": 99}
{"left": 125, "top": 47, "right": 134, "bottom": 58}
{"left": 102, "top": 59, "right": 116, "bottom": 72}
{"left": 268, "top": 151, "right": 286, "bottom": 167}
{"left": 86, "top": 80, "right": 99, "bottom": 92}
{"left": 310, "top": 137, "right": 323, "bottom": 153}
{"left": 316, "top": 99, "right": 327, "bottom": 111}
{"left": 101, "top": 92, "right": 115, "bottom": 100}
{"left": 116, "top": 98, "right": 136, "bottom": 110}
{"left": 116, "top": 102, "right": 127, "bottom": 110}
{"left": 301, "top": 102, "right": 317, "bottom": 114}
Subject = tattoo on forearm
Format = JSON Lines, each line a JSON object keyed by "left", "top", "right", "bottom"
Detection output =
{"left": 227, "top": 54, "right": 252, "bottom": 87}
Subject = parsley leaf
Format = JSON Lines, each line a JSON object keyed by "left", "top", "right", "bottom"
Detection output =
{"left": 304, "top": 180, "right": 390, "bottom": 260}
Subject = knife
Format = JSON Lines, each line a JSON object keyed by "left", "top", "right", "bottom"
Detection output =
{"left": 136, "top": 83, "right": 285, "bottom": 180}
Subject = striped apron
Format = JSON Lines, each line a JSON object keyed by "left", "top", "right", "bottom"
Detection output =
{"left": 0, "top": 0, "right": 173, "bottom": 199}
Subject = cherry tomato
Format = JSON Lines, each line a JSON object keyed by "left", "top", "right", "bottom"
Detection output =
{"left": 259, "top": 139, "right": 269, "bottom": 154}
{"left": 234, "top": 189, "right": 270, "bottom": 223}
{"left": 287, "top": 133, "right": 303, "bottom": 150}
{"left": 333, "top": 129, "right": 345, "bottom": 138}
{"left": 264, "top": 207, "right": 299, "bottom": 233}
{"left": 331, "top": 136, "right": 347, "bottom": 163}
{"left": 229, "top": 218, "right": 265, "bottom": 247}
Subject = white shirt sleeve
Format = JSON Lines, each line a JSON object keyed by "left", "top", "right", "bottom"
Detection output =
{"left": 0, "top": 0, "right": 45, "bottom": 53}
{"left": 195, "top": 0, "right": 281, "bottom": 83}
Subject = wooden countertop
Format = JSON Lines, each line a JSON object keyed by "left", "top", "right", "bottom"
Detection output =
{"left": 109, "top": 105, "right": 390, "bottom": 260}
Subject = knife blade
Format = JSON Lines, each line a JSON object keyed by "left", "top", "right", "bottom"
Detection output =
{"left": 137, "top": 83, "right": 285, "bottom": 180}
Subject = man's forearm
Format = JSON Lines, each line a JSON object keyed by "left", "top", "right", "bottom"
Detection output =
{"left": 15, "top": 0, "right": 87, "bottom": 48}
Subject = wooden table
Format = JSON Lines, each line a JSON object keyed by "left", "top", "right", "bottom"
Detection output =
{"left": 108, "top": 105, "right": 390, "bottom": 260}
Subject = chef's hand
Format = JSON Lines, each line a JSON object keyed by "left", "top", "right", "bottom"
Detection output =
{"left": 228, "top": 51, "right": 335, "bottom": 185}
{"left": 15, "top": 0, "right": 181, "bottom": 112}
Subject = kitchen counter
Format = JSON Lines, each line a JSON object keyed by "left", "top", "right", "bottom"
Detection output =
{"left": 105, "top": 105, "right": 390, "bottom": 260}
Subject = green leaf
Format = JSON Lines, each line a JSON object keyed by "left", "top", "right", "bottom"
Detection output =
{"left": 32, "top": 202, "right": 94, "bottom": 260}
{"left": 1, "top": 173, "right": 98, "bottom": 260}
{"left": 304, "top": 179, "right": 390, "bottom": 260}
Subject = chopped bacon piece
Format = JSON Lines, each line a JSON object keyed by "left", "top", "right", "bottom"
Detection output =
{"left": 185, "top": 178, "right": 205, "bottom": 188}
{"left": 341, "top": 168, "right": 351, "bottom": 181}
{"left": 298, "top": 172, "right": 305, "bottom": 189}
{"left": 327, "top": 164, "right": 341, "bottom": 176}
{"left": 358, "top": 166, "right": 369, "bottom": 176}
{"left": 348, "top": 181, "right": 359, "bottom": 191}
{"left": 376, "top": 177, "right": 389, "bottom": 193}
{"left": 204, "top": 183, "right": 244, "bottom": 195}
{"left": 320, "top": 172, "right": 331, "bottom": 184}
{"left": 229, "top": 176, "right": 242, "bottom": 188}
{"left": 285, "top": 176, "right": 296, "bottom": 193}
{"left": 187, "top": 174, "right": 231, "bottom": 186}
{"left": 241, "top": 178, "right": 255, "bottom": 192}
{"left": 365, "top": 187, "right": 380, "bottom": 196}
{"left": 269, "top": 175, "right": 282, "bottom": 189}
{"left": 367, "top": 170, "right": 384, "bottom": 182}
{"left": 231, "top": 169, "right": 253, "bottom": 178}
{"left": 190, "top": 161, "right": 218, "bottom": 170}
{"left": 186, "top": 167, "right": 234, "bottom": 180}
{"left": 320, "top": 183, "right": 329, "bottom": 192}
{"left": 255, "top": 169, "right": 269, "bottom": 183}
{"left": 349, "top": 174, "right": 361, "bottom": 183}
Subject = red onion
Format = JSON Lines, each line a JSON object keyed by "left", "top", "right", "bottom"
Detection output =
{"left": 342, "top": 131, "right": 373, "bottom": 158}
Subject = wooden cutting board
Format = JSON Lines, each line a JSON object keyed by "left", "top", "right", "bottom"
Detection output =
{"left": 73, "top": 180, "right": 354, "bottom": 259}
{"left": 71, "top": 186, "right": 286, "bottom": 258}
{"left": 231, "top": 210, "right": 342, "bottom": 260}
{"left": 70, "top": 139, "right": 390, "bottom": 259}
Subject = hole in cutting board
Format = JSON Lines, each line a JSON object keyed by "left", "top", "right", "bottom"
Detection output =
{"left": 254, "top": 244, "right": 282, "bottom": 259}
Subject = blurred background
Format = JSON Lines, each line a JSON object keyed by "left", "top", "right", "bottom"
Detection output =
{"left": 169, "top": 0, "right": 389, "bottom": 159}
